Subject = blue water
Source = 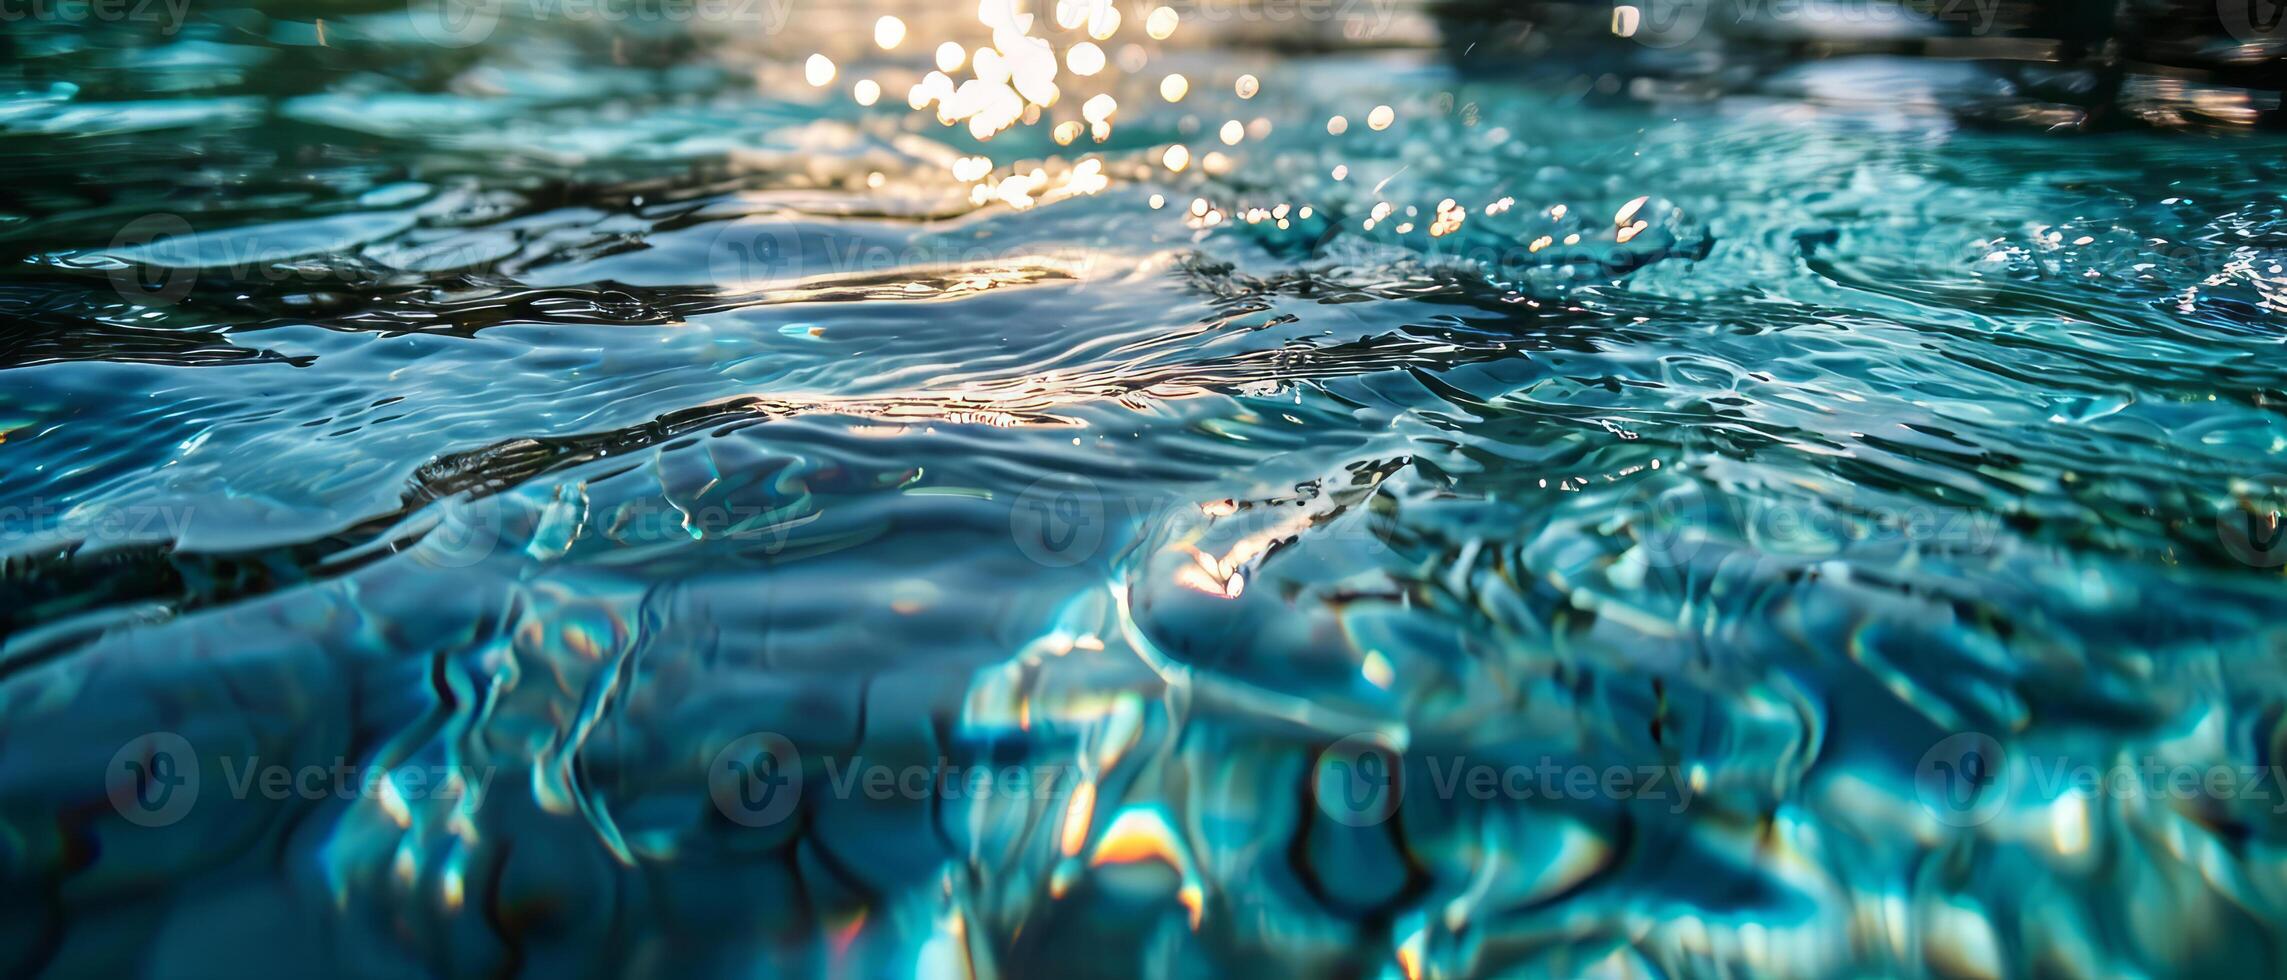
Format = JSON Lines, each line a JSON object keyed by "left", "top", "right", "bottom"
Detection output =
{"left": 4, "top": 4, "right": 2287, "bottom": 976}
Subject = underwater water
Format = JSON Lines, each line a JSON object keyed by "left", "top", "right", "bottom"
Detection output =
{"left": 4, "top": 1, "right": 2287, "bottom": 976}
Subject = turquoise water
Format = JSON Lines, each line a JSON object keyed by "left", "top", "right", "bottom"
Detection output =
{"left": 5, "top": 4, "right": 2287, "bottom": 976}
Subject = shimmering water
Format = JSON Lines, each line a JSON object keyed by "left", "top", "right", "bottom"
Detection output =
{"left": 5, "top": 2, "right": 2287, "bottom": 976}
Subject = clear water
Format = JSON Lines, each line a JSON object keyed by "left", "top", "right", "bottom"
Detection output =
{"left": 5, "top": 5, "right": 2287, "bottom": 977}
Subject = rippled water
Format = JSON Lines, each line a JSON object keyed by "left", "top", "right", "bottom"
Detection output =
{"left": 5, "top": 3, "right": 2287, "bottom": 976}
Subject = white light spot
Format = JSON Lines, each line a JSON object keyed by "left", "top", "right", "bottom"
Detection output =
{"left": 874, "top": 15, "right": 906, "bottom": 50}
{"left": 1066, "top": 41, "right": 1106, "bottom": 76}
{"left": 1146, "top": 5, "right": 1179, "bottom": 39}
